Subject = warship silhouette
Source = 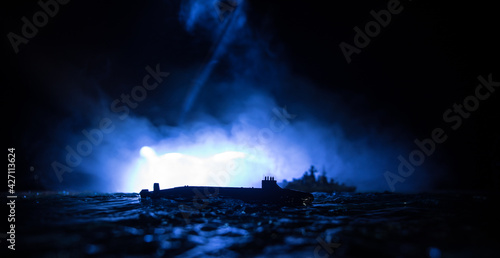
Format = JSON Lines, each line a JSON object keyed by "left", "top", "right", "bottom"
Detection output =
{"left": 140, "top": 176, "right": 314, "bottom": 205}
{"left": 282, "top": 166, "right": 356, "bottom": 193}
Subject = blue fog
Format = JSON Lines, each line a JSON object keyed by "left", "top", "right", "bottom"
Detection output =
{"left": 41, "top": 0, "right": 442, "bottom": 193}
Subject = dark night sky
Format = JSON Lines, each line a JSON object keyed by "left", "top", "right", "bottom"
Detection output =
{"left": 3, "top": 0, "right": 499, "bottom": 192}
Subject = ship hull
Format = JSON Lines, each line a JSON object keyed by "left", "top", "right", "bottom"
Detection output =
{"left": 140, "top": 185, "right": 314, "bottom": 205}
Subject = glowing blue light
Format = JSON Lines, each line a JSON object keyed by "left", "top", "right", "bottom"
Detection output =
{"left": 130, "top": 145, "right": 250, "bottom": 191}
{"left": 429, "top": 247, "right": 441, "bottom": 258}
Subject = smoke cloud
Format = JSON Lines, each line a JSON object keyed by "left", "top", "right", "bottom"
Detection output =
{"left": 33, "top": 0, "right": 442, "bottom": 193}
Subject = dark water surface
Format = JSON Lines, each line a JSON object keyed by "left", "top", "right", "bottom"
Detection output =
{"left": 9, "top": 191, "right": 499, "bottom": 257}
